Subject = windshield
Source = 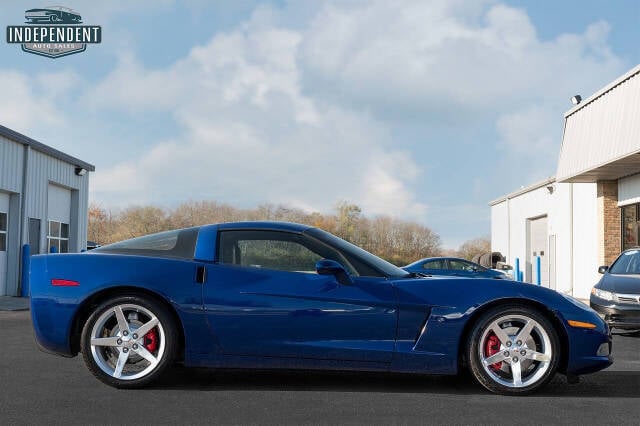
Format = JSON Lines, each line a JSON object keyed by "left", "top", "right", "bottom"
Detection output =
{"left": 305, "top": 228, "right": 410, "bottom": 278}
{"left": 609, "top": 249, "right": 640, "bottom": 274}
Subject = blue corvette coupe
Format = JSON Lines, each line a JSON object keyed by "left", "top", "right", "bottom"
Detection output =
{"left": 404, "top": 257, "right": 511, "bottom": 279}
{"left": 30, "top": 222, "right": 612, "bottom": 394}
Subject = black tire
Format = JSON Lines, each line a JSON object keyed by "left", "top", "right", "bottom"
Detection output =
{"left": 80, "top": 295, "right": 178, "bottom": 388}
{"left": 467, "top": 304, "right": 560, "bottom": 395}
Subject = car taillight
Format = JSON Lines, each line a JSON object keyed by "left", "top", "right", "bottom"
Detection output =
{"left": 51, "top": 279, "right": 79, "bottom": 287}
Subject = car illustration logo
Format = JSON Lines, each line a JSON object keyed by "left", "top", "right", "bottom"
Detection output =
{"left": 6, "top": 5, "right": 101, "bottom": 58}
{"left": 25, "top": 6, "right": 83, "bottom": 24}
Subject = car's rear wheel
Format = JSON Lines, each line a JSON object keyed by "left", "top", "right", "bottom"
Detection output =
{"left": 467, "top": 304, "right": 560, "bottom": 395}
{"left": 80, "top": 295, "right": 178, "bottom": 388}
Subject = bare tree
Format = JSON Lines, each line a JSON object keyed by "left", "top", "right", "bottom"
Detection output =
{"left": 88, "top": 199, "right": 442, "bottom": 265}
{"left": 457, "top": 236, "right": 491, "bottom": 261}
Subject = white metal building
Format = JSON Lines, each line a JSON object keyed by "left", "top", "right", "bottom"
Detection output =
{"left": 0, "top": 125, "right": 94, "bottom": 296}
{"left": 490, "top": 64, "right": 640, "bottom": 299}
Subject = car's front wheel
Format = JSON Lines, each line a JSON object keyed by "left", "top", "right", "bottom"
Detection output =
{"left": 80, "top": 295, "right": 178, "bottom": 388}
{"left": 467, "top": 304, "right": 560, "bottom": 395}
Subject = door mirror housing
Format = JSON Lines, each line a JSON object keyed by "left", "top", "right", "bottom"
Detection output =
{"left": 598, "top": 265, "right": 609, "bottom": 274}
{"left": 496, "top": 261, "right": 513, "bottom": 271}
{"left": 316, "top": 259, "right": 352, "bottom": 285}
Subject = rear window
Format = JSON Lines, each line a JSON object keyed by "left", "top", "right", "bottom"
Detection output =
{"left": 93, "top": 228, "right": 199, "bottom": 259}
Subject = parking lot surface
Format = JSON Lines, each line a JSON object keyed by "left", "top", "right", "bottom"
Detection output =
{"left": 1, "top": 310, "right": 638, "bottom": 425}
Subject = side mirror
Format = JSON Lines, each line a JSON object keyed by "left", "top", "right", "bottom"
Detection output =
{"left": 316, "top": 259, "right": 352, "bottom": 285}
{"left": 598, "top": 265, "right": 609, "bottom": 274}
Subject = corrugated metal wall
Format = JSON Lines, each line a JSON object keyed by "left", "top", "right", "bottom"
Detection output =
{"left": 557, "top": 65, "right": 640, "bottom": 181}
{"left": 0, "top": 135, "right": 24, "bottom": 192}
{"left": 25, "top": 150, "right": 89, "bottom": 253}
{"left": 0, "top": 134, "right": 90, "bottom": 295}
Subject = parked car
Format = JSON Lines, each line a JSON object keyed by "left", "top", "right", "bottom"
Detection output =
{"left": 30, "top": 222, "right": 611, "bottom": 395}
{"left": 590, "top": 248, "right": 640, "bottom": 329}
{"left": 25, "top": 6, "right": 82, "bottom": 24}
{"left": 404, "top": 257, "right": 512, "bottom": 279}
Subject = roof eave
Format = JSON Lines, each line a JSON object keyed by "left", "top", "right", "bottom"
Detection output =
{"left": 0, "top": 124, "right": 95, "bottom": 172}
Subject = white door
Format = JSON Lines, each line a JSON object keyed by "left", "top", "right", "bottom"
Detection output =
{"left": 0, "top": 192, "right": 9, "bottom": 296}
{"left": 528, "top": 216, "right": 549, "bottom": 287}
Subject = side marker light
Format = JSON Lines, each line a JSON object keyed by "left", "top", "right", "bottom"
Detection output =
{"left": 567, "top": 320, "right": 596, "bottom": 329}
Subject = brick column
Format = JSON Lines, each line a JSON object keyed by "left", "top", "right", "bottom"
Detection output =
{"left": 597, "top": 180, "right": 621, "bottom": 265}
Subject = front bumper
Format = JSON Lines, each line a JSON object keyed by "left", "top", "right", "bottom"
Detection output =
{"left": 590, "top": 300, "right": 640, "bottom": 329}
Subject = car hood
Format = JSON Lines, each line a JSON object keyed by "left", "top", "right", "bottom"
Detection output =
{"left": 599, "top": 274, "right": 640, "bottom": 294}
{"left": 391, "top": 275, "right": 599, "bottom": 322}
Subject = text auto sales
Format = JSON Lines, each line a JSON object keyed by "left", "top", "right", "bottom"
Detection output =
{"left": 6, "top": 26, "right": 101, "bottom": 44}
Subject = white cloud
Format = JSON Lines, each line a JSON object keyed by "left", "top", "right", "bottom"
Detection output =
{"left": 88, "top": 15, "right": 427, "bottom": 218}
{"left": 0, "top": 70, "right": 69, "bottom": 133}
{"left": 496, "top": 104, "right": 557, "bottom": 154}
{"left": 298, "top": 0, "right": 623, "bottom": 115}
{"left": 78, "top": 0, "right": 626, "bottom": 229}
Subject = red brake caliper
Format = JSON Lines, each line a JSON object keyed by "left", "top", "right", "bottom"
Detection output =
{"left": 484, "top": 333, "right": 502, "bottom": 371}
{"left": 143, "top": 328, "right": 158, "bottom": 352}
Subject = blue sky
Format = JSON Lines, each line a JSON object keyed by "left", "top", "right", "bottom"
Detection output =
{"left": 1, "top": 0, "right": 638, "bottom": 248}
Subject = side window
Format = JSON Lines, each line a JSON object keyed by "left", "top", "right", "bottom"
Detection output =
{"left": 219, "top": 230, "right": 333, "bottom": 273}
{"left": 449, "top": 260, "right": 474, "bottom": 271}
{"left": 47, "top": 220, "right": 69, "bottom": 253}
{"left": 423, "top": 260, "right": 445, "bottom": 269}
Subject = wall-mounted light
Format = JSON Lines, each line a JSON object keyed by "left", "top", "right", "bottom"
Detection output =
{"left": 75, "top": 167, "right": 87, "bottom": 176}
{"left": 571, "top": 95, "right": 582, "bottom": 105}
{"left": 546, "top": 184, "right": 555, "bottom": 194}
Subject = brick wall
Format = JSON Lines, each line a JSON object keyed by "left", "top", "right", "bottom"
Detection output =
{"left": 597, "top": 180, "right": 621, "bottom": 265}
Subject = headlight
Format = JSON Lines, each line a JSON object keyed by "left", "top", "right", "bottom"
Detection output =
{"left": 591, "top": 287, "right": 614, "bottom": 301}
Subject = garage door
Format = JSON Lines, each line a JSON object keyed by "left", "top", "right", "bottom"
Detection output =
{"left": 0, "top": 192, "right": 8, "bottom": 296}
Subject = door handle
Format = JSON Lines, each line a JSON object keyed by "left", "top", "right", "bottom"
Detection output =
{"left": 196, "top": 265, "right": 207, "bottom": 284}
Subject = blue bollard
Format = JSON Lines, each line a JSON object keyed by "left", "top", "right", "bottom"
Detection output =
{"left": 514, "top": 258, "right": 520, "bottom": 281}
{"left": 536, "top": 256, "right": 541, "bottom": 286}
{"left": 20, "top": 244, "right": 30, "bottom": 297}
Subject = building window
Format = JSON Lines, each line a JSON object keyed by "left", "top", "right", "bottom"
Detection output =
{"left": 0, "top": 212, "right": 7, "bottom": 252}
{"left": 622, "top": 204, "right": 639, "bottom": 251}
{"left": 47, "top": 220, "right": 69, "bottom": 253}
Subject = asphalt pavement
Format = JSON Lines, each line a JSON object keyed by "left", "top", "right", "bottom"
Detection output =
{"left": 1, "top": 310, "right": 638, "bottom": 425}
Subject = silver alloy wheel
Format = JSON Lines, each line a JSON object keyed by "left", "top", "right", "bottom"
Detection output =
{"left": 478, "top": 314, "right": 553, "bottom": 388}
{"left": 89, "top": 303, "right": 166, "bottom": 380}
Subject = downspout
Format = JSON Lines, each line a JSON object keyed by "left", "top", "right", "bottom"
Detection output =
{"left": 558, "top": 113, "right": 573, "bottom": 296}
{"left": 569, "top": 183, "right": 574, "bottom": 296}
{"left": 17, "top": 145, "right": 29, "bottom": 296}
{"left": 507, "top": 197, "right": 511, "bottom": 262}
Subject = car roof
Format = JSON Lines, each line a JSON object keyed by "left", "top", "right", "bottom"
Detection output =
{"left": 215, "top": 221, "right": 313, "bottom": 232}
{"left": 46, "top": 6, "right": 75, "bottom": 12}
{"left": 414, "top": 257, "right": 473, "bottom": 263}
{"left": 404, "top": 256, "right": 479, "bottom": 268}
